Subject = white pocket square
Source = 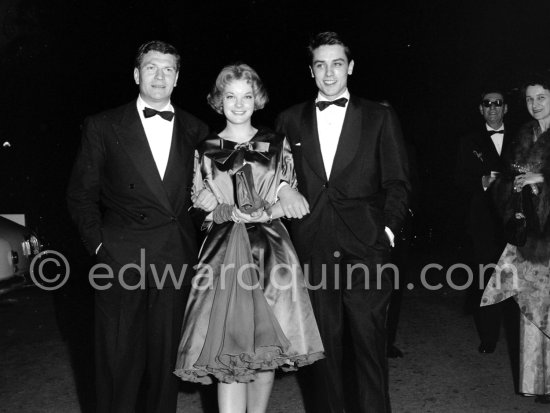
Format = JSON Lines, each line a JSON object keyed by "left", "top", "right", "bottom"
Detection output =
{"left": 294, "top": 142, "right": 302, "bottom": 146}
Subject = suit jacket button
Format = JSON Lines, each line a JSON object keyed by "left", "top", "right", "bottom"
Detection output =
{"left": 171, "top": 216, "right": 177, "bottom": 222}
{"left": 139, "top": 214, "right": 146, "bottom": 220}
{"left": 322, "top": 182, "right": 329, "bottom": 189}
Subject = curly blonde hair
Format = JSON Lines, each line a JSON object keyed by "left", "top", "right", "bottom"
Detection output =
{"left": 207, "top": 63, "right": 269, "bottom": 114}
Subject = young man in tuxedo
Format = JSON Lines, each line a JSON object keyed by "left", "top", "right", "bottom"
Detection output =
{"left": 67, "top": 40, "right": 208, "bottom": 412}
{"left": 276, "top": 31, "right": 410, "bottom": 413}
{"left": 455, "top": 89, "right": 517, "bottom": 354}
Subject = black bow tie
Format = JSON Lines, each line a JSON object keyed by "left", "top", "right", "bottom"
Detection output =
{"left": 316, "top": 97, "right": 348, "bottom": 111}
{"left": 488, "top": 130, "right": 504, "bottom": 136}
{"left": 143, "top": 107, "right": 175, "bottom": 121}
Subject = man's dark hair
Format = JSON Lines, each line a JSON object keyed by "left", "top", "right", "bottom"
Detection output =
{"left": 134, "top": 40, "right": 181, "bottom": 71}
{"left": 480, "top": 87, "right": 506, "bottom": 102}
{"left": 307, "top": 31, "right": 352, "bottom": 63}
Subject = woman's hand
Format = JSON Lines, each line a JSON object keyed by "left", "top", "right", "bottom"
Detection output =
{"left": 514, "top": 172, "right": 544, "bottom": 192}
{"left": 277, "top": 185, "right": 310, "bottom": 218}
{"left": 231, "top": 207, "right": 272, "bottom": 224}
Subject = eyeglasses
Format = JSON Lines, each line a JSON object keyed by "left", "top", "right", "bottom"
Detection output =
{"left": 481, "top": 99, "right": 504, "bottom": 108}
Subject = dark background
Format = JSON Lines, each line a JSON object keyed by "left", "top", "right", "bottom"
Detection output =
{"left": 1, "top": 3, "right": 548, "bottom": 410}
{"left": 2, "top": 0, "right": 550, "bottom": 257}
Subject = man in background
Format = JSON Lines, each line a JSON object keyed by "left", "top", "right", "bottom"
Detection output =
{"left": 455, "top": 88, "right": 515, "bottom": 354}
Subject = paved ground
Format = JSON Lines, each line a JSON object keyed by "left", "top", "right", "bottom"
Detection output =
{"left": 1, "top": 251, "right": 549, "bottom": 413}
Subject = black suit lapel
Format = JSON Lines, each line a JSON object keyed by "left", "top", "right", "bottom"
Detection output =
{"left": 114, "top": 103, "right": 174, "bottom": 214}
{"left": 482, "top": 131, "right": 500, "bottom": 161}
{"left": 301, "top": 102, "right": 328, "bottom": 181}
{"left": 500, "top": 130, "right": 512, "bottom": 158}
{"left": 162, "top": 112, "right": 193, "bottom": 212}
{"left": 330, "top": 96, "right": 362, "bottom": 180}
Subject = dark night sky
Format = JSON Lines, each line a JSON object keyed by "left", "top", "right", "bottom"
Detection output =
{"left": 1, "top": 0, "right": 550, "bottom": 250}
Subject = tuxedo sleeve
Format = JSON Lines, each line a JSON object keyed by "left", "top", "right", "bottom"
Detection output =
{"left": 274, "top": 112, "right": 294, "bottom": 142}
{"left": 274, "top": 113, "right": 286, "bottom": 138}
{"left": 279, "top": 137, "right": 298, "bottom": 190}
{"left": 380, "top": 107, "right": 411, "bottom": 234}
{"left": 189, "top": 115, "right": 210, "bottom": 146}
{"left": 66, "top": 116, "right": 104, "bottom": 255}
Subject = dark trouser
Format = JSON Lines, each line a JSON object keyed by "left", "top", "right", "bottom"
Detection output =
{"left": 471, "top": 275, "right": 519, "bottom": 350}
{"left": 94, "top": 276, "right": 189, "bottom": 413}
{"left": 386, "top": 284, "right": 403, "bottom": 347}
{"left": 303, "top": 244, "right": 393, "bottom": 413}
{"left": 473, "top": 287, "right": 502, "bottom": 346}
{"left": 387, "top": 217, "right": 412, "bottom": 347}
{"left": 469, "top": 236, "right": 506, "bottom": 347}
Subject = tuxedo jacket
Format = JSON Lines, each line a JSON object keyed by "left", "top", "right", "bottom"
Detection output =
{"left": 275, "top": 95, "right": 410, "bottom": 260}
{"left": 455, "top": 124, "right": 511, "bottom": 252}
{"left": 67, "top": 100, "right": 209, "bottom": 286}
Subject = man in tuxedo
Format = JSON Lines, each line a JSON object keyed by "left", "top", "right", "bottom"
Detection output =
{"left": 276, "top": 31, "right": 410, "bottom": 413}
{"left": 455, "top": 89, "right": 511, "bottom": 354}
{"left": 67, "top": 40, "right": 208, "bottom": 412}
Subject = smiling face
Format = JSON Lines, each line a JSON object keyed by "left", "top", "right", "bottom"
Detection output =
{"left": 221, "top": 79, "right": 255, "bottom": 126}
{"left": 133, "top": 51, "right": 179, "bottom": 109}
{"left": 479, "top": 92, "right": 507, "bottom": 129}
{"left": 526, "top": 84, "right": 550, "bottom": 127}
{"left": 310, "top": 44, "right": 354, "bottom": 100}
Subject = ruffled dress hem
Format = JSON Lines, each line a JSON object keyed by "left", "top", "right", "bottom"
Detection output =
{"left": 174, "top": 350, "right": 325, "bottom": 384}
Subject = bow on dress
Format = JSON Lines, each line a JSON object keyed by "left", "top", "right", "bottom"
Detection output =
{"left": 203, "top": 137, "right": 274, "bottom": 217}
{"left": 203, "top": 138, "right": 272, "bottom": 173}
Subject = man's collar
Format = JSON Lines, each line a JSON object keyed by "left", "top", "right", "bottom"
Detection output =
{"left": 316, "top": 89, "right": 350, "bottom": 103}
{"left": 485, "top": 123, "right": 504, "bottom": 132}
{"left": 137, "top": 95, "right": 173, "bottom": 113}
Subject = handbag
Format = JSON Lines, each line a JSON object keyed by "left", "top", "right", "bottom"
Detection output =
{"left": 234, "top": 163, "right": 267, "bottom": 214}
{"left": 504, "top": 189, "right": 527, "bottom": 247}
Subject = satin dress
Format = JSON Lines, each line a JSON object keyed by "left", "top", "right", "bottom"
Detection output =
{"left": 174, "top": 129, "right": 324, "bottom": 384}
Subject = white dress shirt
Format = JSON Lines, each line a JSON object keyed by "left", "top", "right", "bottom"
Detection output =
{"left": 136, "top": 96, "right": 174, "bottom": 179}
{"left": 481, "top": 124, "right": 505, "bottom": 192}
{"left": 316, "top": 90, "right": 350, "bottom": 178}
{"left": 486, "top": 124, "right": 504, "bottom": 155}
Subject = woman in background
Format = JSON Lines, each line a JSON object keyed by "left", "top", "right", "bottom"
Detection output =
{"left": 482, "top": 74, "right": 550, "bottom": 404}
